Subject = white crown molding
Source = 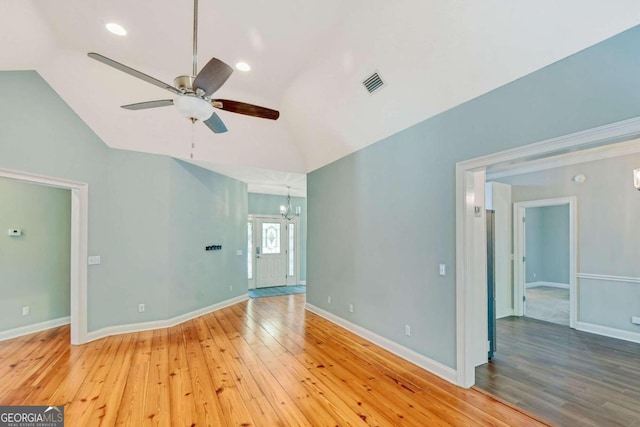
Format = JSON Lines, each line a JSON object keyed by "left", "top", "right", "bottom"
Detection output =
{"left": 0, "top": 316, "right": 70, "bottom": 342}
{"left": 86, "top": 295, "right": 248, "bottom": 343}
{"left": 487, "top": 137, "right": 640, "bottom": 180}
{"left": 305, "top": 303, "right": 457, "bottom": 384}
{"left": 460, "top": 116, "right": 640, "bottom": 171}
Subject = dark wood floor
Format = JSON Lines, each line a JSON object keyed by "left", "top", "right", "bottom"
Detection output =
{"left": 475, "top": 316, "right": 640, "bottom": 427}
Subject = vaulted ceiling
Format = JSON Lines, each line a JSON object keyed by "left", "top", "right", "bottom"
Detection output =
{"left": 3, "top": 0, "right": 640, "bottom": 196}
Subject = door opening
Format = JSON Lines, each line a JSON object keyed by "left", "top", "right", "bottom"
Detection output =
{"left": 248, "top": 215, "right": 299, "bottom": 289}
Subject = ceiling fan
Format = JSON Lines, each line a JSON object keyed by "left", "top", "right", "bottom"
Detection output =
{"left": 88, "top": 0, "right": 279, "bottom": 134}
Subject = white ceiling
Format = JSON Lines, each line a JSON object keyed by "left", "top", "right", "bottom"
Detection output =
{"left": 3, "top": 0, "right": 640, "bottom": 196}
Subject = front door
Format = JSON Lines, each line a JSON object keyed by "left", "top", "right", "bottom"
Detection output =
{"left": 256, "top": 218, "right": 288, "bottom": 288}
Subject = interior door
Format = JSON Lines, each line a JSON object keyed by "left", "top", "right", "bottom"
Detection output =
{"left": 256, "top": 218, "right": 288, "bottom": 288}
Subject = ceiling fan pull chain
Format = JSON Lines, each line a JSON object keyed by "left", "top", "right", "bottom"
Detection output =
{"left": 190, "top": 121, "right": 196, "bottom": 159}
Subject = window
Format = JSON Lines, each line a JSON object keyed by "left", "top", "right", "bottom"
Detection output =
{"left": 247, "top": 221, "right": 253, "bottom": 279}
{"left": 262, "top": 222, "right": 281, "bottom": 254}
{"left": 288, "top": 223, "right": 295, "bottom": 277}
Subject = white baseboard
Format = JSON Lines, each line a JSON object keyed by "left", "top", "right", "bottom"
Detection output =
{"left": 526, "top": 281, "right": 569, "bottom": 289}
{"left": 305, "top": 303, "right": 457, "bottom": 385}
{"left": 496, "top": 309, "right": 514, "bottom": 319}
{"left": 86, "top": 295, "right": 248, "bottom": 343}
{"left": 575, "top": 321, "right": 640, "bottom": 344}
{"left": 0, "top": 316, "right": 70, "bottom": 342}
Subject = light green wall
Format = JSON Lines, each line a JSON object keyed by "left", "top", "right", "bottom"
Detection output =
{"left": 0, "top": 70, "right": 247, "bottom": 333}
{"left": 307, "top": 25, "right": 640, "bottom": 368}
{"left": 168, "top": 160, "right": 248, "bottom": 318}
{"left": 0, "top": 178, "right": 71, "bottom": 331}
{"left": 524, "top": 205, "right": 570, "bottom": 284}
{"left": 248, "top": 192, "right": 307, "bottom": 281}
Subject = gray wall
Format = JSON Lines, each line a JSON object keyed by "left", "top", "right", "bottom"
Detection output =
{"left": 498, "top": 152, "right": 640, "bottom": 333}
{"left": 0, "top": 70, "right": 247, "bottom": 333}
{"left": 0, "top": 178, "right": 71, "bottom": 330}
{"left": 525, "top": 205, "right": 570, "bottom": 284}
{"left": 307, "top": 25, "right": 640, "bottom": 368}
{"left": 248, "top": 192, "right": 307, "bottom": 281}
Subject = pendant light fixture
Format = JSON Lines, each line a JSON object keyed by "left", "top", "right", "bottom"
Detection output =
{"left": 280, "top": 187, "right": 301, "bottom": 221}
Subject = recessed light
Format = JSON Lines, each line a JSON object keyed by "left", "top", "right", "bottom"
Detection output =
{"left": 106, "top": 22, "right": 127, "bottom": 36}
{"left": 235, "top": 62, "right": 251, "bottom": 72}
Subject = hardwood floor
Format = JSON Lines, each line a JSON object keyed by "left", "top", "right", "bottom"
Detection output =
{"left": 0, "top": 295, "right": 549, "bottom": 426}
{"left": 475, "top": 316, "right": 640, "bottom": 427}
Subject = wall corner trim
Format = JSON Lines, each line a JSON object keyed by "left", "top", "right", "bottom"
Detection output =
{"left": 305, "top": 303, "right": 457, "bottom": 385}
{"left": 0, "top": 316, "right": 71, "bottom": 342}
{"left": 86, "top": 295, "right": 249, "bottom": 343}
{"left": 575, "top": 321, "right": 640, "bottom": 344}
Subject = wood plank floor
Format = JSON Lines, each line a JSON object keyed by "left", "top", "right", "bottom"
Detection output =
{"left": 475, "top": 316, "right": 640, "bottom": 427}
{"left": 0, "top": 295, "right": 549, "bottom": 426}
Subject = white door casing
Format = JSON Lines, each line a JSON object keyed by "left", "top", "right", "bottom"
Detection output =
{"left": 0, "top": 168, "right": 88, "bottom": 345}
{"left": 252, "top": 216, "right": 299, "bottom": 289}
{"left": 456, "top": 115, "right": 640, "bottom": 388}
{"left": 513, "top": 198, "right": 577, "bottom": 328}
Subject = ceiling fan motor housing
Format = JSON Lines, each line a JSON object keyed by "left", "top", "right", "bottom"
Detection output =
{"left": 174, "top": 75, "right": 196, "bottom": 93}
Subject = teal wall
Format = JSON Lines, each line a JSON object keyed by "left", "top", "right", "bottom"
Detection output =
{"left": 0, "top": 70, "right": 247, "bottom": 333}
{"left": 524, "top": 205, "right": 570, "bottom": 284}
{"left": 248, "top": 193, "right": 307, "bottom": 281}
{"left": 307, "top": 25, "right": 640, "bottom": 368}
{"left": 0, "top": 178, "right": 71, "bottom": 331}
{"left": 168, "top": 161, "right": 248, "bottom": 317}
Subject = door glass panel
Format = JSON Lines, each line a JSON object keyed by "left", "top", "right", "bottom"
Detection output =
{"left": 247, "top": 221, "right": 253, "bottom": 279}
{"left": 288, "top": 223, "right": 295, "bottom": 277}
{"left": 262, "top": 222, "right": 281, "bottom": 254}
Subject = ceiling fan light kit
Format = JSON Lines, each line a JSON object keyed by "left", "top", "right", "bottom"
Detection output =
{"left": 88, "top": 0, "right": 278, "bottom": 134}
{"left": 174, "top": 95, "right": 214, "bottom": 122}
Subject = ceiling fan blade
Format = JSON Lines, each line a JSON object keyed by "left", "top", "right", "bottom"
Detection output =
{"left": 193, "top": 57, "right": 233, "bottom": 96}
{"left": 213, "top": 99, "right": 280, "bottom": 120}
{"left": 121, "top": 99, "right": 174, "bottom": 110}
{"left": 88, "top": 52, "right": 181, "bottom": 95}
{"left": 203, "top": 112, "right": 228, "bottom": 133}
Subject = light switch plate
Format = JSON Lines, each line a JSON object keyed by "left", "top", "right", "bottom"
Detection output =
{"left": 439, "top": 264, "right": 446, "bottom": 276}
{"left": 88, "top": 256, "right": 101, "bottom": 265}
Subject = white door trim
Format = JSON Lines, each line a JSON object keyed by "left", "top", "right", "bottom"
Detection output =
{"left": 251, "top": 214, "right": 300, "bottom": 288}
{"left": 455, "top": 115, "right": 640, "bottom": 388}
{"left": 0, "top": 168, "right": 88, "bottom": 345}
{"left": 513, "top": 197, "right": 577, "bottom": 328}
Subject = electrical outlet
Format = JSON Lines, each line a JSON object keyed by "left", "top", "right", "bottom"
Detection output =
{"left": 349, "top": 304, "right": 354, "bottom": 313}
{"left": 405, "top": 325, "right": 411, "bottom": 336}
{"left": 236, "top": 249, "right": 242, "bottom": 256}
{"left": 632, "top": 316, "right": 640, "bottom": 325}
{"left": 439, "top": 264, "right": 446, "bottom": 276}
{"left": 327, "top": 296, "right": 331, "bottom": 304}
{"left": 88, "top": 256, "right": 101, "bottom": 265}
{"left": 22, "top": 306, "right": 29, "bottom": 316}
{"left": 138, "top": 303, "right": 145, "bottom": 313}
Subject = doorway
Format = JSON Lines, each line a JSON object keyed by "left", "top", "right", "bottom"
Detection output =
{"left": 455, "top": 116, "right": 640, "bottom": 388}
{"left": 513, "top": 198, "right": 576, "bottom": 328}
{"left": 0, "top": 168, "right": 88, "bottom": 345}
{"left": 248, "top": 215, "right": 299, "bottom": 289}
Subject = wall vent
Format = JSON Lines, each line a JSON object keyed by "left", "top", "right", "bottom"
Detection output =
{"left": 362, "top": 72, "right": 385, "bottom": 94}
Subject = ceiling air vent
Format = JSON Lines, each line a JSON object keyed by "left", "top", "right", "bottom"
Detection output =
{"left": 362, "top": 72, "right": 385, "bottom": 94}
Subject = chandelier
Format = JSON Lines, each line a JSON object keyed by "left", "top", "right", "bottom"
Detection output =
{"left": 280, "top": 187, "right": 301, "bottom": 221}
